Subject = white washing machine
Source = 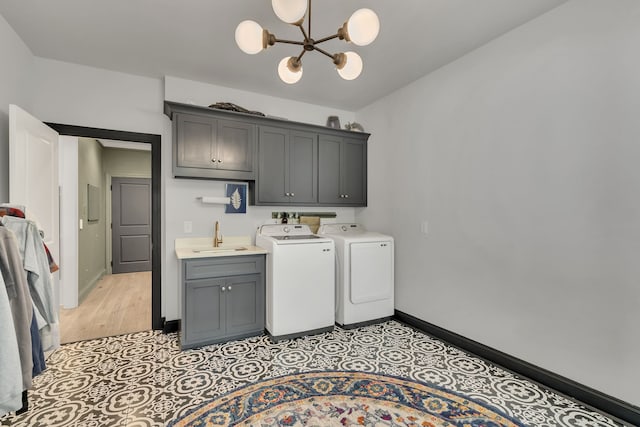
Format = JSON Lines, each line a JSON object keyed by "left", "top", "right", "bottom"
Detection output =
{"left": 256, "top": 224, "right": 335, "bottom": 341}
{"left": 317, "top": 223, "right": 394, "bottom": 328}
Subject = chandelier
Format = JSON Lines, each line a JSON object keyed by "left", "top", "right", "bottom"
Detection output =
{"left": 235, "top": 0, "right": 380, "bottom": 84}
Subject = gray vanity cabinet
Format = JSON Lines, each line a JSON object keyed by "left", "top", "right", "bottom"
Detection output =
{"left": 255, "top": 126, "right": 318, "bottom": 205}
{"left": 181, "top": 255, "right": 265, "bottom": 349}
{"left": 318, "top": 134, "right": 367, "bottom": 206}
{"left": 172, "top": 111, "right": 256, "bottom": 181}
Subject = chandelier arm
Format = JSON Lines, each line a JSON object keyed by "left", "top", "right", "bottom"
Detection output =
{"left": 313, "top": 46, "right": 336, "bottom": 60}
{"left": 297, "top": 23, "right": 309, "bottom": 41}
{"left": 274, "top": 38, "right": 306, "bottom": 46}
{"left": 296, "top": 49, "right": 307, "bottom": 62}
{"left": 313, "top": 33, "right": 340, "bottom": 45}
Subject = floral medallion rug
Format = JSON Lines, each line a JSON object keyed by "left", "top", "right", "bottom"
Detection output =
{"left": 169, "top": 371, "right": 525, "bottom": 426}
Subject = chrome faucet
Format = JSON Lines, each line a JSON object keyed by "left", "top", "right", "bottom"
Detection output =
{"left": 214, "top": 221, "right": 223, "bottom": 247}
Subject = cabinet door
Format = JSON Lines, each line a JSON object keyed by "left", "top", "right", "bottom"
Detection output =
{"left": 183, "top": 279, "right": 225, "bottom": 346}
{"left": 341, "top": 137, "right": 367, "bottom": 205}
{"left": 288, "top": 130, "right": 318, "bottom": 204}
{"left": 318, "top": 135, "right": 343, "bottom": 204}
{"left": 217, "top": 119, "right": 254, "bottom": 172}
{"left": 176, "top": 113, "right": 217, "bottom": 169}
{"left": 257, "top": 126, "right": 289, "bottom": 203}
{"left": 225, "top": 274, "right": 265, "bottom": 336}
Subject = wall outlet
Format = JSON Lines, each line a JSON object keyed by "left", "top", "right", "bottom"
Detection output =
{"left": 183, "top": 221, "right": 193, "bottom": 234}
{"left": 421, "top": 220, "right": 428, "bottom": 236}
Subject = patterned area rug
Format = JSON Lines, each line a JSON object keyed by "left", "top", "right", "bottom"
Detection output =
{"left": 170, "top": 371, "right": 525, "bottom": 426}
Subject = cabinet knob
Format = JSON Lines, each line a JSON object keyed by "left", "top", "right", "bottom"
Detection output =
{"left": 212, "top": 158, "right": 217, "bottom": 163}
{"left": 340, "top": 194, "right": 345, "bottom": 198}
{"left": 228, "top": 286, "right": 232, "bottom": 291}
{"left": 285, "top": 192, "right": 290, "bottom": 196}
{"left": 218, "top": 159, "right": 223, "bottom": 163}
{"left": 290, "top": 193, "right": 295, "bottom": 197}
{"left": 221, "top": 286, "right": 226, "bottom": 292}
{"left": 345, "top": 194, "right": 349, "bottom": 198}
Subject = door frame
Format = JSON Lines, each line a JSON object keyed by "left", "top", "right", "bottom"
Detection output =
{"left": 46, "top": 123, "right": 163, "bottom": 330}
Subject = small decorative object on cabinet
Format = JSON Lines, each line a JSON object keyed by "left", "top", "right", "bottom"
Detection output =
{"left": 326, "top": 116, "right": 341, "bottom": 129}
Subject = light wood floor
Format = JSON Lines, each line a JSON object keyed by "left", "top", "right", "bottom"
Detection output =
{"left": 60, "top": 271, "right": 151, "bottom": 343}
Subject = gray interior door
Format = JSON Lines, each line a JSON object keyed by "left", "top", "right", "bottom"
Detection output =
{"left": 112, "top": 177, "right": 152, "bottom": 273}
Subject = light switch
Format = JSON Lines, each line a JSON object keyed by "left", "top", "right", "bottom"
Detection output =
{"left": 184, "top": 221, "right": 193, "bottom": 234}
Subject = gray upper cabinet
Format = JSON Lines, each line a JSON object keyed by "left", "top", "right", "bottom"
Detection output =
{"left": 169, "top": 105, "right": 256, "bottom": 180}
{"left": 255, "top": 126, "right": 317, "bottom": 205}
{"left": 318, "top": 134, "right": 367, "bottom": 206}
{"left": 165, "top": 101, "right": 368, "bottom": 206}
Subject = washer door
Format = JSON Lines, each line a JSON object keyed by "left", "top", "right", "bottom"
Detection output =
{"left": 350, "top": 241, "right": 393, "bottom": 304}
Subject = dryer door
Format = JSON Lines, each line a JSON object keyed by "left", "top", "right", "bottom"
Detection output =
{"left": 350, "top": 241, "right": 393, "bottom": 304}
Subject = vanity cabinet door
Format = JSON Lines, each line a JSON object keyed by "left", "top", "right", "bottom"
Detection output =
{"left": 183, "top": 279, "right": 225, "bottom": 345}
{"left": 225, "top": 274, "right": 265, "bottom": 336}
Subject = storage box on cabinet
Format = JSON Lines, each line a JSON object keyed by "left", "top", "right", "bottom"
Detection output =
{"left": 181, "top": 255, "right": 265, "bottom": 349}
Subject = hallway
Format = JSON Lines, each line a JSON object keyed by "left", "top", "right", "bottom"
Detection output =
{"left": 60, "top": 271, "right": 151, "bottom": 343}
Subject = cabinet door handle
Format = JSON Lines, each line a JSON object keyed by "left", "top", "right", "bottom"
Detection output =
{"left": 228, "top": 286, "right": 232, "bottom": 291}
{"left": 221, "top": 286, "right": 226, "bottom": 292}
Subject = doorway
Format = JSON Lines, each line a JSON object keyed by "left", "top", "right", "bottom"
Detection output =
{"left": 46, "top": 123, "right": 163, "bottom": 333}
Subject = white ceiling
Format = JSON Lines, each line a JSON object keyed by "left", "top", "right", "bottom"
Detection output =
{"left": 0, "top": 0, "right": 566, "bottom": 110}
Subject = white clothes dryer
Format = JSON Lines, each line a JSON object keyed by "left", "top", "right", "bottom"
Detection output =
{"left": 317, "top": 224, "right": 394, "bottom": 328}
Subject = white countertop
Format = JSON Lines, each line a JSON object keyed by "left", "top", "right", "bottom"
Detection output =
{"left": 175, "top": 236, "right": 267, "bottom": 259}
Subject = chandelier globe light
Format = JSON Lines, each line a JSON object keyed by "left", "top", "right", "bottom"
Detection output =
{"left": 235, "top": 0, "right": 379, "bottom": 84}
{"left": 271, "top": 0, "right": 307, "bottom": 25}
{"left": 278, "top": 57, "right": 303, "bottom": 84}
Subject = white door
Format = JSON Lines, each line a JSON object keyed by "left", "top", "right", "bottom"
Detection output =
{"left": 9, "top": 104, "right": 60, "bottom": 306}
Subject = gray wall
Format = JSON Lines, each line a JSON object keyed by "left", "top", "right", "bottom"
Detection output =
{"left": 78, "top": 138, "right": 105, "bottom": 301}
{"left": 0, "top": 13, "right": 33, "bottom": 202}
{"left": 356, "top": 0, "right": 640, "bottom": 405}
{"left": 103, "top": 147, "right": 151, "bottom": 178}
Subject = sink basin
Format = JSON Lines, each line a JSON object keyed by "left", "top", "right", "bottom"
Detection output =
{"left": 193, "top": 247, "right": 248, "bottom": 253}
